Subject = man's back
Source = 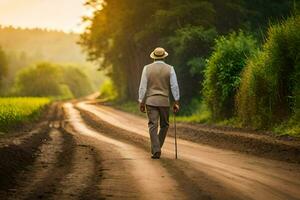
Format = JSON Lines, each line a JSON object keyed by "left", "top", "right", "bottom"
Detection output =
{"left": 139, "top": 59, "right": 179, "bottom": 107}
{"left": 146, "top": 61, "right": 172, "bottom": 99}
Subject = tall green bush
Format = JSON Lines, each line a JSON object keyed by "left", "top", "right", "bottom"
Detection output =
{"left": 237, "top": 16, "right": 300, "bottom": 129}
{"left": 203, "top": 31, "right": 258, "bottom": 120}
{"left": 14, "top": 63, "right": 95, "bottom": 99}
{"left": 99, "top": 79, "right": 118, "bottom": 101}
{"left": 62, "top": 66, "right": 93, "bottom": 98}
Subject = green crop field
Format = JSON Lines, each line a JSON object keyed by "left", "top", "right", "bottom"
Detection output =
{"left": 0, "top": 97, "right": 50, "bottom": 132}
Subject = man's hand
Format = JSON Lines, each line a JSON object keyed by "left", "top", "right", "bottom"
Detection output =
{"left": 139, "top": 102, "right": 146, "bottom": 113}
{"left": 173, "top": 101, "right": 180, "bottom": 113}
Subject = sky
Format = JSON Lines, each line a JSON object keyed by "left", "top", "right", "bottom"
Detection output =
{"left": 0, "top": 0, "right": 93, "bottom": 33}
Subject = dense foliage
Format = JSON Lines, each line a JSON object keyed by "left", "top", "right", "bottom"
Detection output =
{"left": 81, "top": 0, "right": 299, "bottom": 134}
{"left": 0, "top": 97, "right": 50, "bottom": 132}
{"left": 80, "top": 0, "right": 294, "bottom": 104}
{"left": 237, "top": 16, "right": 300, "bottom": 132}
{"left": 203, "top": 32, "right": 258, "bottom": 120}
{"left": 168, "top": 26, "right": 217, "bottom": 104}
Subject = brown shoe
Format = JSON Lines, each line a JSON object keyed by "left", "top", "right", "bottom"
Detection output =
{"left": 151, "top": 152, "right": 161, "bottom": 159}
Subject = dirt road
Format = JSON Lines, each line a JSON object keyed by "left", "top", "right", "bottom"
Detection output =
{"left": 1, "top": 100, "right": 300, "bottom": 200}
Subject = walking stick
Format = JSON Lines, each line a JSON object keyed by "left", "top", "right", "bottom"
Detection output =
{"left": 173, "top": 112, "right": 178, "bottom": 159}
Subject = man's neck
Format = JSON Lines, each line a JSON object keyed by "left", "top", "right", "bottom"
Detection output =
{"left": 154, "top": 59, "right": 165, "bottom": 63}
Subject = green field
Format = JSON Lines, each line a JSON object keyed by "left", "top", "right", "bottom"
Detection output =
{"left": 0, "top": 97, "right": 50, "bottom": 132}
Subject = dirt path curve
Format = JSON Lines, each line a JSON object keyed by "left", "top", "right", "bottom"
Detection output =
{"left": 76, "top": 100, "right": 300, "bottom": 200}
{"left": 63, "top": 103, "right": 187, "bottom": 200}
{"left": 1, "top": 99, "right": 300, "bottom": 200}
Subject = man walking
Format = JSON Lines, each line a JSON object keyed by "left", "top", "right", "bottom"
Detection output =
{"left": 138, "top": 47, "right": 180, "bottom": 159}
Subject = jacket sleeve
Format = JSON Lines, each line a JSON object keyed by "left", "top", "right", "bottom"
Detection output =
{"left": 138, "top": 66, "right": 147, "bottom": 103}
{"left": 170, "top": 67, "right": 180, "bottom": 101}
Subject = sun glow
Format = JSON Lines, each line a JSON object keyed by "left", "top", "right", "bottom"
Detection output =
{"left": 0, "top": 0, "right": 95, "bottom": 33}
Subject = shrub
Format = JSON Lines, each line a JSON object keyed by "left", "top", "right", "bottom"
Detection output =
{"left": 237, "top": 16, "right": 300, "bottom": 129}
{"left": 99, "top": 79, "right": 118, "bottom": 100}
{"left": 62, "top": 66, "right": 93, "bottom": 97}
{"left": 15, "top": 62, "right": 64, "bottom": 97}
{"left": 14, "top": 63, "right": 94, "bottom": 99}
{"left": 177, "top": 99, "right": 211, "bottom": 123}
{"left": 203, "top": 31, "right": 258, "bottom": 120}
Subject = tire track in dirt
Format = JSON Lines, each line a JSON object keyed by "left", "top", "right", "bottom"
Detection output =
{"left": 161, "top": 158, "right": 250, "bottom": 200}
{"left": 0, "top": 103, "right": 60, "bottom": 196}
{"left": 76, "top": 100, "right": 300, "bottom": 200}
{"left": 7, "top": 127, "right": 68, "bottom": 200}
{"left": 0, "top": 126, "right": 50, "bottom": 198}
{"left": 71, "top": 130, "right": 142, "bottom": 199}
{"left": 1, "top": 102, "right": 105, "bottom": 200}
{"left": 51, "top": 127, "right": 104, "bottom": 200}
{"left": 170, "top": 123, "right": 300, "bottom": 164}
{"left": 76, "top": 102, "right": 247, "bottom": 200}
{"left": 63, "top": 102, "right": 187, "bottom": 200}
{"left": 3, "top": 119, "right": 103, "bottom": 199}
{"left": 88, "top": 101, "right": 300, "bottom": 163}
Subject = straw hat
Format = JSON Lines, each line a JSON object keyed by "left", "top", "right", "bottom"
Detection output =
{"left": 150, "top": 47, "right": 169, "bottom": 59}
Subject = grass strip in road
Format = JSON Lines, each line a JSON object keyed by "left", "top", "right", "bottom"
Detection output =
{"left": 0, "top": 97, "right": 50, "bottom": 132}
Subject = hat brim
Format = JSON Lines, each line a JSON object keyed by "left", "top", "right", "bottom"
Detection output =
{"left": 150, "top": 51, "right": 168, "bottom": 59}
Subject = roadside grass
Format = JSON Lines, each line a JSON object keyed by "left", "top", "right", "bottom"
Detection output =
{"left": 99, "top": 79, "right": 118, "bottom": 102}
{"left": 112, "top": 100, "right": 299, "bottom": 137}
{"left": 0, "top": 97, "right": 50, "bottom": 132}
{"left": 112, "top": 100, "right": 212, "bottom": 123}
{"left": 273, "top": 117, "right": 300, "bottom": 137}
{"left": 176, "top": 109, "right": 211, "bottom": 123}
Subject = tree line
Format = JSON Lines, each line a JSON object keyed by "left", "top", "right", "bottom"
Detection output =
{"left": 0, "top": 27, "right": 105, "bottom": 98}
{"left": 80, "top": 0, "right": 295, "bottom": 101}
{"left": 0, "top": 53, "right": 94, "bottom": 98}
{"left": 80, "top": 0, "right": 299, "bottom": 134}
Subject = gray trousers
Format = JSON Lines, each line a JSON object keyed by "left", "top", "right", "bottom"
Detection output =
{"left": 146, "top": 105, "right": 170, "bottom": 154}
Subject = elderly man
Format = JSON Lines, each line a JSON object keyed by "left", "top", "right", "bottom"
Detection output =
{"left": 138, "top": 47, "right": 180, "bottom": 159}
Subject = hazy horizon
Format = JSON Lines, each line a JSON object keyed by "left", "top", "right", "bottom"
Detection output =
{"left": 0, "top": 0, "right": 93, "bottom": 33}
